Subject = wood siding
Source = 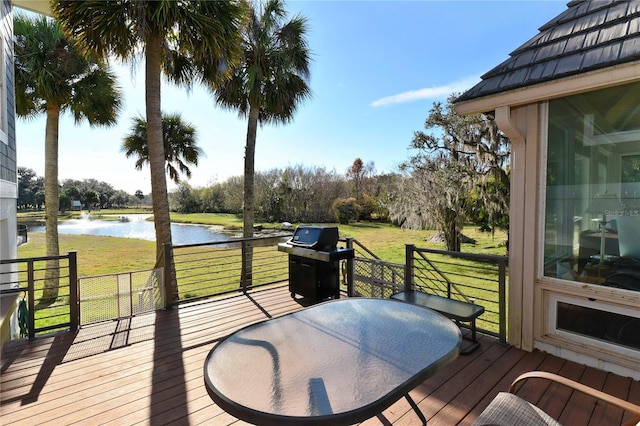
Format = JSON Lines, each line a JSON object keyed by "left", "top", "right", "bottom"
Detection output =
{"left": 0, "top": 0, "right": 15, "bottom": 184}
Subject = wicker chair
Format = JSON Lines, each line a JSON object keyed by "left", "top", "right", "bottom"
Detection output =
{"left": 473, "top": 371, "right": 640, "bottom": 426}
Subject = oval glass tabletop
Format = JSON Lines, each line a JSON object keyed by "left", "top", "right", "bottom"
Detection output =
{"left": 204, "top": 298, "right": 461, "bottom": 425}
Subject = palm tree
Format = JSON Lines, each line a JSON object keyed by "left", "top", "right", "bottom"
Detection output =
{"left": 135, "top": 190, "right": 145, "bottom": 208}
{"left": 122, "top": 113, "right": 203, "bottom": 185}
{"left": 14, "top": 14, "right": 121, "bottom": 305}
{"left": 52, "top": 1, "right": 245, "bottom": 301}
{"left": 212, "top": 0, "right": 312, "bottom": 241}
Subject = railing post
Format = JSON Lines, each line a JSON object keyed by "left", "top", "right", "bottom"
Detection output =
{"left": 404, "top": 244, "right": 414, "bottom": 291}
{"left": 498, "top": 258, "right": 508, "bottom": 345}
{"left": 345, "top": 238, "right": 355, "bottom": 297}
{"left": 27, "top": 259, "right": 35, "bottom": 339}
{"left": 163, "top": 243, "right": 172, "bottom": 310}
{"left": 68, "top": 251, "right": 79, "bottom": 331}
{"left": 117, "top": 271, "right": 122, "bottom": 318}
{"left": 240, "top": 240, "right": 248, "bottom": 292}
{"left": 129, "top": 270, "right": 134, "bottom": 317}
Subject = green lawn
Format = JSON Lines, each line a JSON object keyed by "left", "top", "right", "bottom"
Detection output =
{"left": 19, "top": 232, "right": 156, "bottom": 277}
{"left": 18, "top": 214, "right": 507, "bottom": 277}
{"left": 338, "top": 222, "right": 507, "bottom": 263}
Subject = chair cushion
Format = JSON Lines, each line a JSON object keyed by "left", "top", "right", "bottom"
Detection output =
{"left": 472, "top": 392, "right": 562, "bottom": 426}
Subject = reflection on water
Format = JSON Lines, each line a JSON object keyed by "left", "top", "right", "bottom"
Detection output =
{"left": 28, "top": 213, "right": 229, "bottom": 245}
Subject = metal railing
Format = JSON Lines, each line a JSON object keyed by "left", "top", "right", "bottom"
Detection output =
{"left": 163, "top": 235, "right": 292, "bottom": 308}
{"left": 78, "top": 268, "right": 163, "bottom": 325}
{"left": 2, "top": 235, "right": 507, "bottom": 347}
{"left": 0, "top": 252, "right": 78, "bottom": 339}
{"left": 341, "top": 239, "right": 507, "bottom": 344}
{"left": 405, "top": 244, "right": 508, "bottom": 343}
{"left": 345, "top": 238, "right": 405, "bottom": 298}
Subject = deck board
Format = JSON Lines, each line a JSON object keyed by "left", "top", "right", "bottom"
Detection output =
{"left": 1, "top": 285, "right": 638, "bottom": 425}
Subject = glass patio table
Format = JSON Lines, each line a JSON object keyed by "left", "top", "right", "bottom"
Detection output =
{"left": 203, "top": 298, "right": 461, "bottom": 425}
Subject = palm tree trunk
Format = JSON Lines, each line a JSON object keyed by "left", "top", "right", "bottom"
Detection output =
{"left": 244, "top": 105, "right": 259, "bottom": 239}
{"left": 146, "top": 33, "right": 176, "bottom": 301}
{"left": 41, "top": 104, "right": 61, "bottom": 306}
{"left": 242, "top": 104, "right": 260, "bottom": 288}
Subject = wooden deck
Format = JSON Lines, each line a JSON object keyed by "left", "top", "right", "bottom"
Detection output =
{"left": 1, "top": 285, "right": 639, "bottom": 425}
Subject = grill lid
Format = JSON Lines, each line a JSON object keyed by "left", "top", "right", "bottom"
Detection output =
{"left": 290, "top": 226, "right": 339, "bottom": 251}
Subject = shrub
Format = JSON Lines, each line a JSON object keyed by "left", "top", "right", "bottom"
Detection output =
{"left": 332, "top": 197, "right": 359, "bottom": 224}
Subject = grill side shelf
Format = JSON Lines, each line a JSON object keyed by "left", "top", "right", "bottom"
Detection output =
{"left": 277, "top": 243, "right": 355, "bottom": 262}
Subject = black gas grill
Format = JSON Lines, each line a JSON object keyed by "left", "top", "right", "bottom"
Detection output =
{"left": 278, "top": 226, "right": 354, "bottom": 302}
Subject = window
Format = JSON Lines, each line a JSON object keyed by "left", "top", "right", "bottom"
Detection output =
{"left": 547, "top": 293, "right": 640, "bottom": 355}
{"left": 543, "top": 81, "right": 640, "bottom": 290}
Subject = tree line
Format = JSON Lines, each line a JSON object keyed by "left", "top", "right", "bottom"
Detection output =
{"left": 17, "top": 167, "right": 148, "bottom": 211}
{"left": 168, "top": 162, "right": 386, "bottom": 224}
{"left": 17, "top": 159, "right": 384, "bottom": 224}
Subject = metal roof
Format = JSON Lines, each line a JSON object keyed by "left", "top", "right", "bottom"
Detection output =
{"left": 456, "top": 0, "right": 640, "bottom": 103}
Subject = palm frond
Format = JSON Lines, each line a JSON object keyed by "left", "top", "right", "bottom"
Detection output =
{"left": 122, "top": 112, "right": 202, "bottom": 184}
{"left": 14, "top": 13, "right": 121, "bottom": 124}
{"left": 212, "top": 0, "right": 312, "bottom": 125}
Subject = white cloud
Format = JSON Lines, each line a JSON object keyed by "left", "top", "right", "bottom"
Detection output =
{"left": 370, "top": 75, "right": 480, "bottom": 107}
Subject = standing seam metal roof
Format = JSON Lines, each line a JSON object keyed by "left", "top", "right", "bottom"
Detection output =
{"left": 456, "top": 0, "right": 640, "bottom": 103}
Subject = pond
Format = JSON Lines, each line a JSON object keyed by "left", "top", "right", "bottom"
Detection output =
{"left": 28, "top": 214, "right": 231, "bottom": 245}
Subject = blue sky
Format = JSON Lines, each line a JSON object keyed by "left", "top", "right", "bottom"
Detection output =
{"left": 16, "top": 1, "right": 569, "bottom": 194}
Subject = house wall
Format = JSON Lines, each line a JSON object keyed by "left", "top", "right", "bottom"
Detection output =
{"left": 0, "top": 0, "right": 17, "bottom": 265}
{"left": 493, "top": 90, "right": 640, "bottom": 381}
{"left": 495, "top": 104, "right": 541, "bottom": 352}
{"left": 0, "top": 0, "right": 17, "bottom": 348}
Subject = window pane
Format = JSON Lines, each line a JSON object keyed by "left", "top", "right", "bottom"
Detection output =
{"left": 544, "top": 81, "right": 640, "bottom": 290}
{"left": 557, "top": 302, "right": 639, "bottom": 350}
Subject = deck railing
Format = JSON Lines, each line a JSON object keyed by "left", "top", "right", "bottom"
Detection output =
{"left": 163, "top": 235, "right": 292, "bottom": 308}
{"left": 345, "top": 238, "right": 405, "bottom": 298}
{"left": 342, "top": 240, "right": 507, "bottom": 343}
{"left": 405, "top": 244, "right": 508, "bottom": 343}
{"left": 0, "top": 252, "right": 78, "bottom": 339}
{"left": 4, "top": 236, "right": 507, "bottom": 346}
{"left": 77, "top": 268, "right": 163, "bottom": 325}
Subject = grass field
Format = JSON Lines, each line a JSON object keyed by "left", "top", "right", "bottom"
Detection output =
{"left": 18, "top": 213, "right": 508, "bottom": 277}
{"left": 18, "top": 232, "right": 157, "bottom": 277}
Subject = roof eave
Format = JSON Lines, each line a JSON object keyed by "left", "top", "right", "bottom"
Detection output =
{"left": 13, "top": 1, "right": 52, "bottom": 17}
{"left": 455, "top": 61, "right": 640, "bottom": 116}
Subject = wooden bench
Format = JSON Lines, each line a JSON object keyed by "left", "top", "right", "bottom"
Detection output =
{"left": 391, "top": 290, "right": 485, "bottom": 354}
